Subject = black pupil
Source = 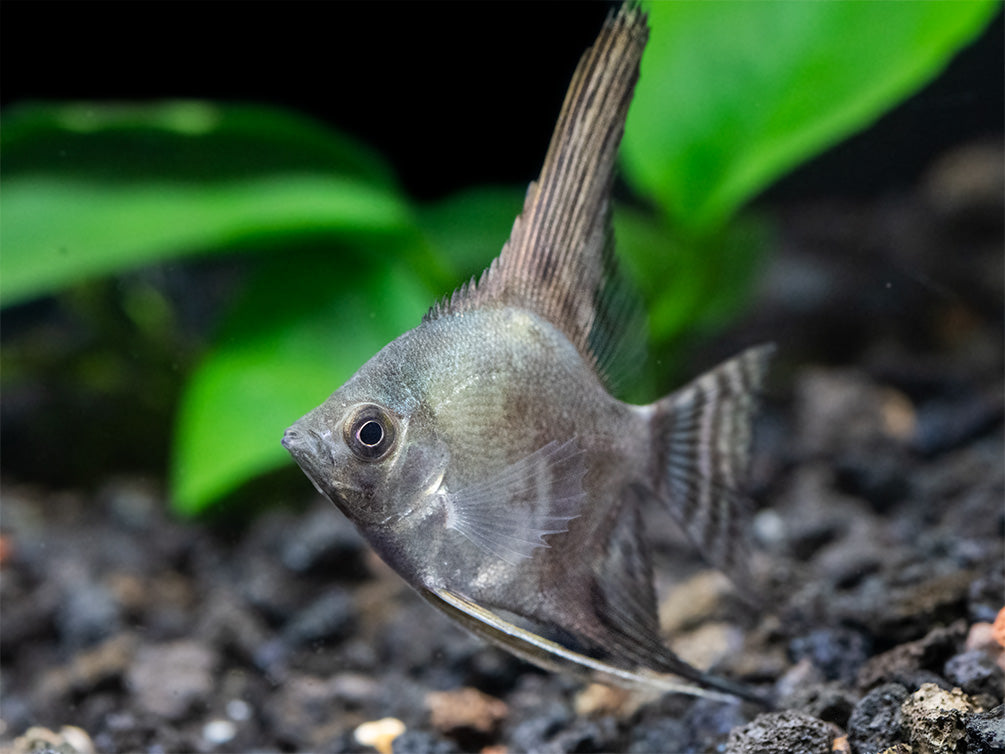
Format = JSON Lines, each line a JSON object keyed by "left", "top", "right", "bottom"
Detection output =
{"left": 357, "top": 420, "right": 383, "bottom": 447}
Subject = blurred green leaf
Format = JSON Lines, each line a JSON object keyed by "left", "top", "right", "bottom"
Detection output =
{"left": 2, "top": 175, "right": 414, "bottom": 306}
{"left": 1, "top": 102, "right": 409, "bottom": 306}
{"left": 622, "top": 0, "right": 999, "bottom": 231}
{"left": 171, "top": 243, "right": 436, "bottom": 515}
{"left": 615, "top": 206, "right": 769, "bottom": 347}
{"left": 2, "top": 101, "right": 396, "bottom": 184}
{"left": 418, "top": 185, "right": 525, "bottom": 280}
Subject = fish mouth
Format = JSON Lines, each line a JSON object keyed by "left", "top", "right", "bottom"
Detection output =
{"left": 281, "top": 424, "right": 322, "bottom": 462}
{"left": 282, "top": 424, "right": 333, "bottom": 484}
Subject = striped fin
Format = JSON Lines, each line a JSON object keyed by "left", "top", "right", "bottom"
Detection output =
{"left": 651, "top": 345, "right": 774, "bottom": 591}
{"left": 425, "top": 4, "right": 648, "bottom": 391}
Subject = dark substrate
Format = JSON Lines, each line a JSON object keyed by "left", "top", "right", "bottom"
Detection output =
{"left": 1, "top": 142, "right": 1002, "bottom": 754}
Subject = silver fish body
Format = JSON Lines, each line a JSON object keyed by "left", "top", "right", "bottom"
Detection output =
{"left": 288, "top": 306, "right": 639, "bottom": 605}
{"left": 284, "top": 5, "right": 771, "bottom": 705}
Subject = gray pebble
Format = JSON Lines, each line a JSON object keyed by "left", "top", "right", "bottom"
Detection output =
{"left": 281, "top": 588, "right": 357, "bottom": 647}
{"left": 789, "top": 627, "right": 871, "bottom": 683}
{"left": 944, "top": 649, "right": 1005, "bottom": 699}
{"left": 543, "top": 716, "right": 621, "bottom": 754}
{"left": 847, "top": 682, "right": 908, "bottom": 754}
{"left": 628, "top": 718, "right": 694, "bottom": 754}
{"left": 264, "top": 673, "right": 340, "bottom": 749}
{"left": 725, "top": 710, "right": 833, "bottom": 754}
{"left": 784, "top": 681, "right": 857, "bottom": 728}
{"left": 279, "top": 503, "right": 367, "bottom": 577}
{"left": 391, "top": 730, "right": 461, "bottom": 754}
{"left": 125, "top": 640, "right": 217, "bottom": 720}
{"left": 56, "top": 582, "right": 120, "bottom": 650}
{"left": 969, "top": 570, "right": 1005, "bottom": 624}
{"left": 507, "top": 710, "right": 571, "bottom": 753}
{"left": 911, "top": 392, "right": 1003, "bottom": 456}
{"left": 966, "top": 704, "right": 1005, "bottom": 754}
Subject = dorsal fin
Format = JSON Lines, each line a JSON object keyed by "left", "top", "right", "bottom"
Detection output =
{"left": 425, "top": 5, "right": 649, "bottom": 390}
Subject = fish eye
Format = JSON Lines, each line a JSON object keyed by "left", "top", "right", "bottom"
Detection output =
{"left": 357, "top": 420, "right": 383, "bottom": 446}
{"left": 344, "top": 404, "right": 396, "bottom": 462}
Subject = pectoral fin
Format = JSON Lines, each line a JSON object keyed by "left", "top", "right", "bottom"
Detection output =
{"left": 423, "top": 587, "right": 761, "bottom": 704}
{"left": 443, "top": 439, "right": 587, "bottom": 565}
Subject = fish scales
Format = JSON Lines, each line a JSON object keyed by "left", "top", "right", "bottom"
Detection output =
{"left": 283, "top": 3, "right": 772, "bottom": 706}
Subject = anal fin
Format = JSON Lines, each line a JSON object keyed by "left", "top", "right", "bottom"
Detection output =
{"left": 421, "top": 587, "right": 765, "bottom": 705}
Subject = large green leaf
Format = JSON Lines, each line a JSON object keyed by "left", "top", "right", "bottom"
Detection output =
{"left": 2, "top": 175, "right": 414, "bottom": 305}
{"left": 622, "top": 0, "right": 999, "bottom": 231}
{"left": 2, "top": 100, "right": 395, "bottom": 184}
{"left": 1, "top": 102, "right": 409, "bottom": 306}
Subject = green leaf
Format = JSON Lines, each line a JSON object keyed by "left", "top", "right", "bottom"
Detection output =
{"left": 2, "top": 175, "right": 414, "bottom": 306}
{"left": 2, "top": 100, "right": 396, "bottom": 184}
{"left": 622, "top": 0, "right": 999, "bottom": 231}
{"left": 614, "top": 206, "right": 769, "bottom": 347}
{"left": 170, "top": 243, "right": 436, "bottom": 515}
{"left": 1, "top": 101, "right": 410, "bottom": 306}
{"left": 418, "top": 185, "right": 525, "bottom": 280}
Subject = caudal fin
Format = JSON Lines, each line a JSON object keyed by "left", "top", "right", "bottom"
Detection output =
{"left": 649, "top": 345, "right": 774, "bottom": 593}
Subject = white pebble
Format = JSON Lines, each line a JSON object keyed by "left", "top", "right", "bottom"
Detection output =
{"left": 753, "top": 509, "right": 786, "bottom": 547}
{"left": 203, "top": 719, "right": 236, "bottom": 745}
{"left": 354, "top": 717, "right": 406, "bottom": 754}
{"left": 226, "top": 698, "right": 252, "bottom": 721}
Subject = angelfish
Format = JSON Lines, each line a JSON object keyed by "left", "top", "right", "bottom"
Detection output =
{"left": 283, "top": 5, "right": 771, "bottom": 704}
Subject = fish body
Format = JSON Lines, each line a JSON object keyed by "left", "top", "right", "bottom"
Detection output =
{"left": 290, "top": 305, "right": 634, "bottom": 601}
{"left": 284, "top": 5, "right": 771, "bottom": 705}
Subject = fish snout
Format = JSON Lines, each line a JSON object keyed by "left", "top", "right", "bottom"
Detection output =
{"left": 282, "top": 423, "right": 340, "bottom": 501}
{"left": 281, "top": 424, "right": 304, "bottom": 452}
{"left": 282, "top": 423, "right": 323, "bottom": 460}
{"left": 282, "top": 421, "right": 334, "bottom": 476}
